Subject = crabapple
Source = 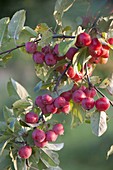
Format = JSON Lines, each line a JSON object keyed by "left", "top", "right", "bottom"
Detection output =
{"left": 46, "top": 130, "right": 58, "bottom": 142}
{"left": 89, "top": 38, "right": 102, "bottom": 51}
{"left": 45, "top": 53, "right": 57, "bottom": 66}
{"left": 61, "top": 101, "right": 70, "bottom": 114}
{"left": 25, "top": 42, "right": 37, "bottom": 54}
{"left": 82, "top": 97, "right": 95, "bottom": 110}
{"left": 72, "top": 89, "right": 86, "bottom": 103}
{"left": 72, "top": 72, "right": 83, "bottom": 82}
{"left": 67, "top": 66, "right": 75, "bottom": 79}
{"left": 42, "top": 94, "right": 53, "bottom": 105}
{"left": 18, "top": 145, "right": 32, "bottom": 159}
{"left": 25, "top": 112, "right": 38, "bottom": 124}
{"left": 108, "top": 38, "right": 113, "bottom": 45}
{"left": 84, "top": 87, "right": 97, "bottom": 98}
{"left": 53, "top": 123, "right": 64, "bottom": 135}
{"left": 75, "top": 32, "right": 91, "bottom": 47}
{"left": 46, "top": 103, "right": 58, "bottom": 114}
{"left": 95, "top": 97, "right": 110, "bottom": 111}
{"left": 34, "top": 140, "right": 48, "bottom": 148}
{"left": 42, "top": 45, "right": 51, "bottom": 54}
{"left": 54, "top": 96, "right": 66, "bottom": 108}
{"left": 33, "top": 51, "right": 45, "bottom": 64}
{"left": 65, "top": 47, "right": 78, "bottom": 60}
{"left": 99, "top": 57, "right": 108, "bottom": 64}
{"left": 60, "top": 90, "right": 72, "bottom": 101}
{"left": 32, "top": 129, "right": 46, "bottom": 142}
{"left": 35, "top": 96, "right": 44, "bottom": 108}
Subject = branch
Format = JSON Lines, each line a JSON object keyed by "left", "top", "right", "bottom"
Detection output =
{"left": 54, "top": 61, "right": 72, "bottom": 92}
{"left": 0, "top": 35, "right": 75, "bottom": 56}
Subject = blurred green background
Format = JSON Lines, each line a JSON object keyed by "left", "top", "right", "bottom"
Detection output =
{"left": 0, "top": 0, "right": 113, "bottom": 170}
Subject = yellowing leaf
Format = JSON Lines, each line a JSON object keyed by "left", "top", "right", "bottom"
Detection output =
{"left": 107, "top": 73, "right": 113, "bottom": 95}
{"left": 99, "top": 78, "right": 110, "bottom": 89}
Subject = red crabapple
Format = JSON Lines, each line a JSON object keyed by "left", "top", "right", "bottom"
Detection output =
{"left": 67, "top": 66, "right": 75, "bottom": 79}
{"left": 75, "top": 32, "right": 91, "bottom": 47}
{"left": 61, "top": 101, "right": 70, "bottom": 114}
{"left": 81, "top": 97, "right": 95, "bottom": 110}
{"left": 89, "top": 38, "right": 102, "bottom": 51}
{"left": 42, "top": 94, "right": 53, "bottom": 105}
{"left": 33, "top": 51, "right": 45, "bottom": 64}
{"left": 46, "top": 104, "right": 58, "bottom": 114}
{"left": 53, "top": 123, "right": 64, "bottom": 135}
{"left": 84, "top": 87, "right": 97, "bottom": 98}
{"left": 60, "top": 91, "right": 72, "bottom": 101}
{"left": 34, "top": 140, "right": 48, "bottom": 148}
{"left": 108, "top": 38, "right": 113, "bottom": 45}
{"left": 65, "top": 47, "right": 78, "bottom": 60}
{"left": 46, "top": 130, "right": 58, "bottom": 142}
{"left": 32, "top": 129, "right": 46, "bottom": 142}
{"left": 35, "top": 96, "right": 44, "bottom": 108}
{"left": 45, "top": 53, "right": 57, "bottom": 66}
{"left": 54, "top": 96, "right": 66, "bottom": 108}
{"left": 42, "top": 45, "right": 51, "bottom": 54}
{"left": 18, "top": 145, "right": 32, "bottom": 159}
{"left": 95, "top": 97, "right": 110, "bottom": 111}
{"left": 25, "top": 42, "right": 37, "bottom": 54}
{"left": 25, "top": 112, "right": 38, "bottom": 124}
{"left": 72, "top": 89, "right": 86, "bottom": 103}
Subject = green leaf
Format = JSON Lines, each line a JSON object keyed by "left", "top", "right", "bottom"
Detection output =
{"left": 7, "top": 117, "right": 17, "bottom": 132}
{"left": 57, "top": 80, "right": 74, "bottom": 95}
{"left": 107, "top": 145, "right": 113, "bottom": 159}
{"left": 45, "top": 167, "right": 62, "bottom": 170}
{"left": 0, "top": 138, "right": 11, "bottom": 156}
{"left": 90, "top": 76, "right": 101, "bottom": 85}
{"left": 71, "top": 103, "right": 85, "bottom": 128}
{"left": 54, "top": 0, "right": 76, "bottom": 26}
{"left": 41, "top": 148, "right": 60, "bottom": 168}
{"left": 0, "top": 153, "right": 12, "bottom": 170}
{"left": 34, "top": 81, "right": 43, "bottom": 92}
{"left": 58, "top": 40, "right": 75, "bottom": 56}
{"left": 46, "top": 143, "right": 64, "bottom": 151}
{"left": 97, "top": 16, "right": 113, "bottom": 32}
{"left": 35, "top": 23, "right": 50, "bottom": 34}
{"left": 3, "top": 106, "right": 14, "bottom": 122}
{"left": 8, "top": 10, "right": 26, "bottom": 40}
{"left": 0, "top": 17, "right": 10, "bottom": 47}
{"left": 39, "top": 30, "right": 53, "bottom": 47}
{"left": 7, "top": 78, "right": 29, "bottom": 99}
{"left": 91, "top": 111, "right": 107, "bottom": 137}
{"left": 0, "top": 121, "right": 7, "bottom": 131}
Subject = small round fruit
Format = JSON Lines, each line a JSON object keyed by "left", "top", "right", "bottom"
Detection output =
{"left": 89, "top": 38, "right": 102, "bottom": 51}
{"left": 35, "top": 96, "right": 44, "bottom": 108}
{"left": 72, "top": 89, "right": 86, "bottom": 103}
{"left": 75, "top": 32, "right": 91, "bottom": 47}
{"left": 61, "top": 101, "right": 70, "bottom": 114}
{"left": 18, "top": 145, "right": 32, "bottom": 159}
{"left": 54, "top": 96, "right": 66, "bottom": 108}
{"left": 42, "top": 94, "right": 53, "bottom": 105}
{"left": 32, "top": 129, "right": 46, "bottom": 142}
{"left": 99, "top": 57, "right": 108, "bottom": 64}
{"left": 53, "top": 123, "right": 64, "bottom": 135}
{"left": 46, "top": 130, "right": 58, "bottom": 142}
{"left": 33, "top": 51, "right": 45, "bottom": 64}
{"left": 25, "top": 42, "right": 37, "bottom": 54}
{"left": 95, "top": 97, "right": 110, "bottom": 111}
{"left": 25, "top": 112, "right": 38, "bottom": 124}
{"left": 34, "top": 140, "right": 48, "bottom": 148}
{"left": 108, "top": 38, "right": 113, "bottom": 45}
{"left": 60, "top": 91, "right": 72, "bottom": 101}
{"left": 65, "top": 47, "right": 78, "bottom": 60}
{"left": 45, "top": 53, "right": 57, "bottom": 66}
{"left": 84, "top": 87, "right": 97, "bottom": 98}
{"left": 46, "top": 104, "right": 58, "bottom": 114}
{"left": 67, "top": 66, "right": 75, "bottom": 79}
{"left": 81, "top": 97, "right": 95, "bottom": 110}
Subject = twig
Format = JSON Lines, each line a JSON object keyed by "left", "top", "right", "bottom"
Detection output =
{"left": 54, "top": 61, "right": 72, "bottom": 92}
{"left": 0, "top": 35, "right": 75, "bottom": 56}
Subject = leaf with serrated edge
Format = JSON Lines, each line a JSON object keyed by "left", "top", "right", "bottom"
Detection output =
{"left": 91, "top": 111, "right": 107, "bottom": 137}
{"left": 0, "top": 17, "right": 10, "bottom": 47}
{"left": 107, "top": 145, "right": 113, "bottom": 159}
{"left": 8, "top": 10, "right": 26, "bottom": 39}
{"left": 46, "top": 143, "right": 64, "bottom": 151}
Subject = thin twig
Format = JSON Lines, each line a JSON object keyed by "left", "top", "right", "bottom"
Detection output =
{"left": 54, "top": 61, "right": 72, "bottom": 92}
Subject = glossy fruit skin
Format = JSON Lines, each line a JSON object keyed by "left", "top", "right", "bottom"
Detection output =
{"left": 45, "top": 53, "right": 57, "bottom": 66}
{"left": 18, "top": 145, "right": 32, "bottom": 159}
{"left": 46, "top": 104, "right": 58, "bottom": 114}
{"left": 75, "top": 32, "right": 91, "bottom": 47}
{"left": 67, "top": 66, "right": 75, "bottom": 79}
{"left": 33, "top": 51, "right": 45, "bottom": 64}
{"left": 46, "top": 130, "right": 58, "bottom": 142}
{"left": 89, "top": 38, "right": 102, "bottom": 51}
{"left": 25, "top": 112, "right": 38, "bottom": 124}
{"left": 81, "top": 97, "right": 95, "bottom": 110}
{"left": 35, "top": 96, "right": 44, "bottom": 108}
{"left": 108, "top": 38, "right": 113, "bottom": 45}
{"left": 60, "top": 91, "right": 72, "bottom": 101}
{"left": 25, "top": 42, "right": 37, "bottom": 54}
{"left": 53, "top": 123, "right": 64, "bottom": 135}
{"left": 34, "top": 140, "right": 48, "bottom": 148}
{"left": 42, "top": 94, "right": 53, "bottom": 105}
{"left": 65, "top": 47, "right": 78, "bottom": 60}
{"left": 72, "top": 90, "right": 86, "bottom": 103}
{"left": 95, "top": 97, "right": 110, "bottom": 111}
{"left": 84, "top": 87, "right": 97, "bottom": 98}
{"left": 32, "top": 129, "right": 46, "bottom": 143}
{"left": 54, "top": 96, "right": 66, "bottom": 108}
{"left": 61, "top": 101, "right": 70, "bottom": 114}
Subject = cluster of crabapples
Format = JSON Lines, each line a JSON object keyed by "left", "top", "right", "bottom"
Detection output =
{"left": 19, "top": 32, "right": 112, "bottom": 160}
{"left": 18, "top": 111, "right": 64, "bottom": 159}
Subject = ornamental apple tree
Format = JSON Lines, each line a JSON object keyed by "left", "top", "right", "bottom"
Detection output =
{"left": 0, "top": 0, "right": 113, "bottom": 169}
